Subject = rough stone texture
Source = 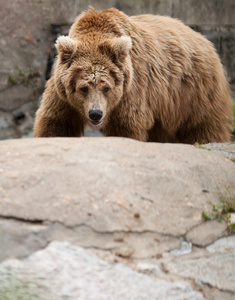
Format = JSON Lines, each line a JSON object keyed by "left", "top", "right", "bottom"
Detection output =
{"left": 230, "top": 213, "right": 235, "bottom": 224}
{"left": 185, "top": 220, "right": 228, "bottom": 247}
{"left": 0, "top": 0, "right": 234, "bottom": 139}
{"left": 207, "top": 236, "right": 235, "bottom": 253}
{"left": 0, "top": 138, "right": 234, "bottom": 233}
{"left": 0, "top": 138, "right": 234, "bottom": 299}
{"left": 0, "top": 0, "right": 78, "bottom": 139}
{"left": 0, "top": 0, "right": 78, "bottom": 89}
{"left": 202, "top": 142, "right": 235, "bottom": 160}
{"left": 0, "top": 218, "right": 180, "bottom": 262}
{"left": 79, "top": 0, "right": 173, "bottom": 17}
{"left": 78, "top": 0, "right": 235, "bottom": 24}
{"left": 0, "top": 218, "right": 48, "bottom": 262}
{"left": 173, "top": 0, "right": 235, "bottom": 26}
{"left": 0, "top": 241, "right": 206, "bottom": 300}
{"left": 165, "top": 252, "right": 235, "bottom": 293}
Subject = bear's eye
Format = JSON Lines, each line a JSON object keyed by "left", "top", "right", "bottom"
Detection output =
{"left": 103, "top": 87, "right": 110, "bottom": 94}
{"left": 80, "top": 86, "right": 89, "bottom": 94}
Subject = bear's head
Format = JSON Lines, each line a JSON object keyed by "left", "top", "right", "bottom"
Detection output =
{"left": 53, "top": 35, "right": 133, "bottom": 127}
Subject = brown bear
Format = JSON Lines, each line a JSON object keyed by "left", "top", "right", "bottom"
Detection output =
{"left": 34, "top": 7, "right": 233, "bottom": 143}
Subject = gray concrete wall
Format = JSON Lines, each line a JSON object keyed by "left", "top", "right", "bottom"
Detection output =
{"left": 0, "top": 0, "right": 234, "bottom": 139}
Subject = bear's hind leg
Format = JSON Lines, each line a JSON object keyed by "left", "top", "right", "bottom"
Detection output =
{"left": 176, "top": 120, "right": 231, "bottom": 144}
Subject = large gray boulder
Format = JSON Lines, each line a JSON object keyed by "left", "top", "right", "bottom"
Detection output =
{"left": 0, "top": 241, "right": 206, "bottom": 300}
{"left": 0, "top": 138, "right": 234, "bottom": 299}
{"left": 0, "top": 0, "right": 234, "bottom": 139}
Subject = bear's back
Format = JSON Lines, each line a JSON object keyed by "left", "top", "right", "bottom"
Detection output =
{"left": 129, "top": 14, "right": 214, "bottom": 54}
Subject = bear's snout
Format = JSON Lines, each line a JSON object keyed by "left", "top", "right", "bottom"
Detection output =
{"left": 89, "top": 109, "right": 103, "bottom": 124}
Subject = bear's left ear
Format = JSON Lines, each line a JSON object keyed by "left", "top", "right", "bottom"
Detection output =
{"left": 99, "top": 36, "right": 132, "bottom": 65}
{"left": 55, "top": 36, "right": 77, "bottom": 64}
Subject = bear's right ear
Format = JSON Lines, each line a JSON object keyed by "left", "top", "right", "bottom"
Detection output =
{"left": 55, "top": 36, "right": 77, "bottom": 64}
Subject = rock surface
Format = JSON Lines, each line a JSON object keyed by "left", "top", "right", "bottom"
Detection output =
{"left": 0, "top": 241, "right": 206, "bottom": 300}
{"left": 0, "top": 137, "right": 234, "bottom": 299}
{"left": 203, "top": 143, "right": 235, "bottom": 160}
{"left": 0, "top": 0, "right": 234, "bottom": 139}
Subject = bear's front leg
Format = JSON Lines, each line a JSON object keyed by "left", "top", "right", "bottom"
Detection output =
{"left": 34, "top": 107, "right": 84, "bottom": 137}
{"left": 104, "top": 122, "right": 148, "bottom": 142}
{"left": 34, "top": 78, "right": 84, "bottom": 137}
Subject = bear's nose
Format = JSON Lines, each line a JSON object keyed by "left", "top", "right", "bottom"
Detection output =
{"left": 89, "top": 109, "right": 103, "bottom": 122}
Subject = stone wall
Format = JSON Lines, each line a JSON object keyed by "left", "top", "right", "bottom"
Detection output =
{"left": 0, "top": 0, "right": 234, "bottom": 139}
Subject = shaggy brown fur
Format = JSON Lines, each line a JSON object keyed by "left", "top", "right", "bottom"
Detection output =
{"left": 34, "top": 7, "right": 233, "bottom": 143}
